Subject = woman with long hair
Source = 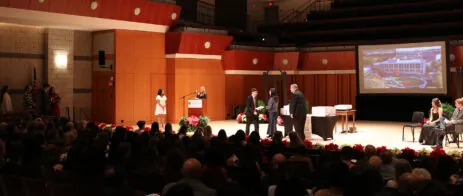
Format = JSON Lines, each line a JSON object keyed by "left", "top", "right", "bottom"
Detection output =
{"left": 155, "top": 89, "right": 167, "bottom": 130}
{"left": 0, "top": 85, "right": 13, "bottom": 114}
{"left": 419, "top": 98, "right": 443, "bottom": 145}
{"left": 48, "top": 87, "right": 61, "bottom": 117}
{"left": 266, "top": 88, "right": 279, "bottom": 138}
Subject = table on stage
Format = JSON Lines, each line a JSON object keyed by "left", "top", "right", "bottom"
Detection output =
{"left": 336, "top": 109, "right": 357, "bottom": 133}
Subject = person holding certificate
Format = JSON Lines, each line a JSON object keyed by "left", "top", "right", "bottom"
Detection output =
{"left": 245, "top": 88, "right": 263, "bottom": 135}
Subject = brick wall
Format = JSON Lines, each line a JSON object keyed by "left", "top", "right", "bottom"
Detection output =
{"left": 46, "top": 29, "right": 74, "bottom": 119}
{"left": 0, "top": 23, "right": 45, "bottom": 112}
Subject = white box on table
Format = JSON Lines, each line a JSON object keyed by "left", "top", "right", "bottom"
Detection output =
{"left": 334, "top": 104, "right": 352, "bottom": 110}
{"left": 311, "top": 106, "right": 336, "bottom": 117}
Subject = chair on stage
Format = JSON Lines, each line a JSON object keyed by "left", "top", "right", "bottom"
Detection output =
{"left": 402, "top": 111, "right": 424, "bottom": 142}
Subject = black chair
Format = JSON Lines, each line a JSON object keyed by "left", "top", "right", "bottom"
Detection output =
{"left": 402, "top": 111, "right": 424, "bottom": 142}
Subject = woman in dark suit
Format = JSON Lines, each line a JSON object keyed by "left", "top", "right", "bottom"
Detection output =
{"left": 267, "top": 88, "right": 279, "bottom": 138}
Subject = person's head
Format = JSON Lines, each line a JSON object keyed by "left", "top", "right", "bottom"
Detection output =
{"left": 364, "top": 144, "right": 376, "bottom": 159}
{"left": 49, "top": 87, "right": 55, "bottom": 94}
{"left": 398, "top": 172, "right": 418, "bottom": 194}
{"left": 273, "top": 131, "right": 283, "bottom": 142}
{"left": 455, "top": 98, "right": 463, "bottom": 108}
{"left": 248, "top": 131, "right": 260, "bottom": 144}
{"left": 395, "top": 159, "right": 413, "bottom": 180}
{"left": 182, "top": 158, "right": 202, "bottom": 179}
{"left": 158, "top": 88, "right": 164, "bottom": 96}
{"left": 164, "top": 123, "right": 172, "bottom": 134}
{"left": 136, "top": 121, "right": 146, "bottom": 130}
{"left": 200, "top": 86, "right": 206, "bottom": 93}
{"left": 204, "top": 125, "right": 212, "bottom": 137}
{"left": 217, "top": 129, "right": 227, "bottom": 140}
{"left": 368, "top": 156, "right": 382, "bottom": 167}
{"left": 380, "top": 149, "right": 394, "bottom": 165}
{"left": 43, "top": 84, "right": 50, "bottom": 91}
{"left": 412, "top": 168, "right": 432, "bottom": 181}
{"left": 1, "top": 85, "right": 8, "bottom": 94}
{"left": 272, "top": 153, "right": 286, "bottom": 169}
{"left": 269, "top": 88, "right": 277, "bottom": 97}
{"left": 288, "top": 132, "right": 301, "bottom": 144}
{"left": 251, "top": 88, "right": 258, "bottom": 98}
{"left": 340, "top": 146, "right": 355, "bottom": 161}
{"left": 150, "top": 122, "right": 159, "bottom": 135}
{"left": 24, "top": 85, "right": 32, "bottom": 92}
{"left": 431, "top": 98, "right": 442, "bottom": 108}
{"left": 290, "top": 84, "right": 298, "bottom": 93}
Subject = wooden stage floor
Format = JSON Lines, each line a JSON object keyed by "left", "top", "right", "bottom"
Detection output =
{"left": 173, "top": 120, "right": 461, "bottom": 151}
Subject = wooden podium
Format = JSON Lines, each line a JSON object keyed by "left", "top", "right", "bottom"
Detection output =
{"left": 188, "top": 99, "right": 207, "bottom": 116}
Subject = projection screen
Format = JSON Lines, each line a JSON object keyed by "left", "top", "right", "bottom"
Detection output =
{"left": 358, "top": 41, "right": 447, "bottom": 94}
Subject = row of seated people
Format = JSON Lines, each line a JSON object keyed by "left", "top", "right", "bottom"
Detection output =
{"left": 1, "top": 114, "right": 463, "bottom": 195}
{"left": 419, "top": 98, "right": 463, "bottom": 149}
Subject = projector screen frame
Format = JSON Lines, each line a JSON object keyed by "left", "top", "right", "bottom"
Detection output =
{"left": 355, "top": 40, "right": 450, "bottom": 96}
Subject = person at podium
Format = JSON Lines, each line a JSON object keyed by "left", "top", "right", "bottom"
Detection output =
{"left": 196, "top": 86, "right": 207, "bottom": 99}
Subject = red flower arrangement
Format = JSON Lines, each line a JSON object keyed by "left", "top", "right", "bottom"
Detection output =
{"left": 277, "top": 116, "right": 283, "bottom": 126}
{"left": 430, "top": 148, "right": 447, "bottom": 159}
{"left": 401, "top": 147, "right": 418, "bottom": 159}
{"left": 325, "top": 143, "right": 339, "bottom": 151}
{"left": 187, "top": 116, "right": 200, "bottom": 127}
{"left": 261, "top": 138, "right": 272, "bottom": 146}
{"left": 282, "top": 140, "right": 289, "bottom": 145}
{"left": 352, "top": 144, "right": 364, "bottom": 153}
{"left": 376, "top": 146, "right": 387, "bottom": 155}
{"left": 303, "top": 139, "right": 312, "bottom": 149}
{"left": 144, "top": 127, "right": 151, "bottom": 132}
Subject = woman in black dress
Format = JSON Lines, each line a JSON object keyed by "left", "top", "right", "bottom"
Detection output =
{"left": 419, "top": 98, "right": 443, "bottom": 145}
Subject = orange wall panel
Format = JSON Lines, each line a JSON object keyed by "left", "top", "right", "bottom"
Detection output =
{"left": 223, "top": 50, "right": 274, "bottom": 70}
{"left": 167, "top": 59, "right": 226, "bottom": 122}
{"left": 274, "top": 52, "right": 300, "bottom": 70}
{"left": 115, "top": 30, "right": 166, "bottom": 125}
{"left": 115, "top": 73, "right": 134, "bottom": 124}
{"left": 133, "top": 32, "right": 165, "bottom": 58}
{"left": 133, "top": 73, "right": 151, "bottom": 123}
{"left": 300, "top": 51, "right": 356, "bottom": 70}
{"left": 151, "top": 74, "right": 167, "bottom": 123}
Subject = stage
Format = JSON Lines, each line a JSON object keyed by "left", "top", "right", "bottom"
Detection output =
{"left": 172, "top": 120, "right": 461, "bottom": 151}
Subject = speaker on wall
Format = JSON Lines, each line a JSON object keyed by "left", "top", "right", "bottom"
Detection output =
{"left": 98, "top": 50, "right": 105, "bottom": 65}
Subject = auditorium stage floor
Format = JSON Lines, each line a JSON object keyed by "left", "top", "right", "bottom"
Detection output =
{"left": 173, "top": 120, "right": 461, "bottom": 151}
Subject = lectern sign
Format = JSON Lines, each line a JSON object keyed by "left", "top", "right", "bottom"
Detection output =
{"left": 188, "top": 100, "right": 203, "bottom": 108}
{"left": 188, "top": 99, "right": 206, "bottom": 117}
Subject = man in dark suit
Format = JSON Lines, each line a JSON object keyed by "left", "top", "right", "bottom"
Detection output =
{"left": 433, "top": 98, "right": 463, "bottom": 149}
{"left": 40, "top": 84, "right": 51, "bottom": 116}
{"left": 245, "top": 88, "right": 259, "bottom": 135}
{"left": 290, "top": 84, "right": 307, "bottom": 140}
